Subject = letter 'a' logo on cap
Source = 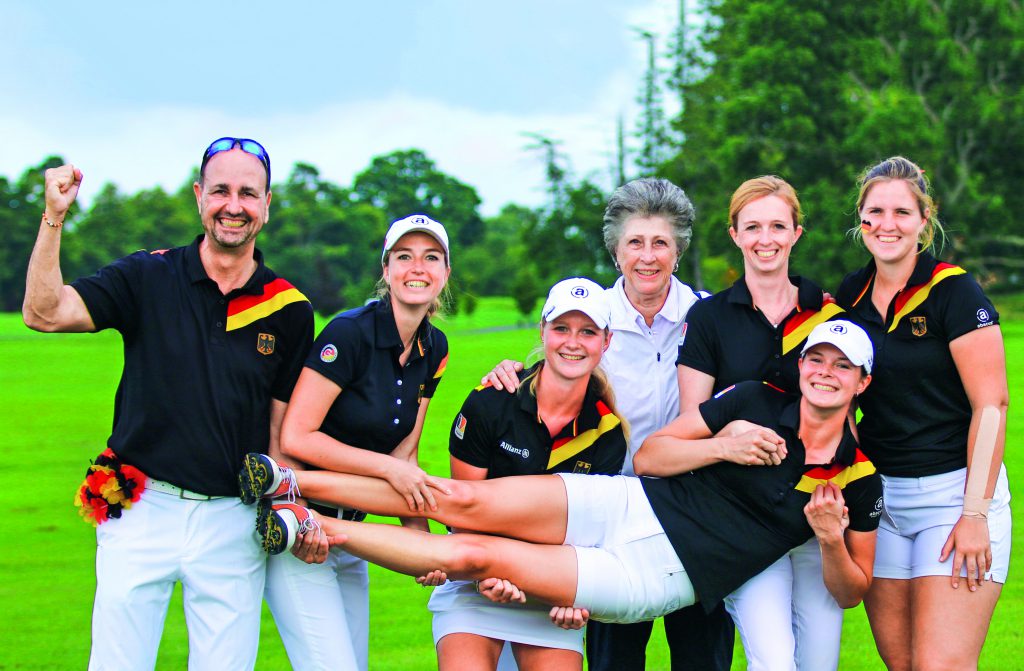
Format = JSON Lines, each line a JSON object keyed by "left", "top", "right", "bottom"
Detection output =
{"left": 571, "top": 285, "right": 589, "bottom": 298}
{"left": 829, "top": 323, "right": 847, "bottom": 334}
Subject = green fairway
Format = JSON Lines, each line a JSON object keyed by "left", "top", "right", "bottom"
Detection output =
{"left": 1, "top": 298, "right": 1020, "bottom": 669}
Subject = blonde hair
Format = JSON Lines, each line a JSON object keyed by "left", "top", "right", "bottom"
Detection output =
{"left": 852, "top": 156, "right": 945, "bottom": 252}
{"left": 728, "top": 175, "right": 803, "bottom": 230}
{"left": 521, "top": 328, "right": 631, "bottom": 444}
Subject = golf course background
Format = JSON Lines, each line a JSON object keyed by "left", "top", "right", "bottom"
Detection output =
{"left": 1, "top": 296, "right": 1019, "bottom": 669}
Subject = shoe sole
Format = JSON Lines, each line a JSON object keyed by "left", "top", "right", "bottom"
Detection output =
{"left": 256, "top": 498, "right": 273, "bottom": 539}
{"left": 239, "top": 453, "right": 272, "bottom": 505}
{"left": 263, "top": 508, "right": 292, "bottom": 555}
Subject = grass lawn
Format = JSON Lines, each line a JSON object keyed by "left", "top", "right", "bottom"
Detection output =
{"left": 0, "top": 296, "right": 1020, "bottom": 669}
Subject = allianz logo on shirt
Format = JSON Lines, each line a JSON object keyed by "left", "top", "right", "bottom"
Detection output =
{"left": 501, "top": 441, "right": 529, "bottom": 459}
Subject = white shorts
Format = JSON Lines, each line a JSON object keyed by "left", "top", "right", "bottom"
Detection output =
{"left": 874, "top": 466, "right": 1012, "bottom": 582}
{"left": 559, "top": 473, "right": 695, "bottom": 624}
{"left": 428, "top": 579, "right": 584, "bottom": 653}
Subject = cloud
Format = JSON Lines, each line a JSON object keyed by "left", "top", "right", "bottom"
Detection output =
{"left": 0, "top": 0, "right": 685, "bottom": 217}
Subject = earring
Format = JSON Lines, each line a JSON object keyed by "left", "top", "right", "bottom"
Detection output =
{"left": 673, "top": 261, "right": 679, "bottom": 272}
{"left": 614, "top": 262, "right": 621, "bottom": 272}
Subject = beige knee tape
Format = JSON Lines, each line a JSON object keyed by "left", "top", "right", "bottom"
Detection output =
{"left": 963, "top": 406, "right": 1000, "bottom": 518}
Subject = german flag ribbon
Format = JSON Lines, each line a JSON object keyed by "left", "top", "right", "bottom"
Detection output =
{"left": 795, "top": 449, "right": 876, "bottom": 493}
{"left": 781, "top": 301, "right": 846, "bottom": 355}
{"left": 547, "top": 401, "right": 621, "bottom": 469}
{"left": 226, "top": 278, "right": 309, "bottom": 331}
{"left": 888, "top": 263, "right": 965, "bottom": 333}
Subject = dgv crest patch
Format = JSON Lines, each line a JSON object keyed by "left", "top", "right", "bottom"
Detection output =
{"left": 910, "top": 316, "right": 927, "bottom": 337}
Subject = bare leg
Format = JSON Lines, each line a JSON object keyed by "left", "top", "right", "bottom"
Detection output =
{"left": 320, "top": 517, "right": 579, "bottom": 607}
{"left": 864, "top": 578, "right": 912, "bottom": 671}
{"left": 436, "top": 634, "right": 503, "bottom": 671}
{"left": 909, "top": 576, "right": 1001, "bottom": 670}
{"left": 512, "top": 643, "right": 582, "bottom": 671}
{"left": 299, "top": 472, "right": 570, "bottom": 544}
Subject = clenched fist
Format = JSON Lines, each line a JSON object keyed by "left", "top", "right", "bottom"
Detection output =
{"left": 44, "top": 164, "right": 84, "bottom": 221}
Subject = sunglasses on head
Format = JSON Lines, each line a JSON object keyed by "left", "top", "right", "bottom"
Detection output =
{"left": 200, "top": 137, "right": 271, "bottom": 186}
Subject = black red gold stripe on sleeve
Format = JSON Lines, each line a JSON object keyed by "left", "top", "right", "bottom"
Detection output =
{"left": 781, "top": 301, "right": 846, "bottom": 354}
{"left": 795, "top": 449, "right": 876, "bottom": 493}
{"left": 434, "top": 353, "right": 449, "bottom": 379}
{"left": 547, "top": 401, "right": 620, "bottom": 469}
{"left": 888, "top": 263, "right": 965, "bottom": 333}
{"left": 226, "top": 278, "right": 309, "bottom": 331}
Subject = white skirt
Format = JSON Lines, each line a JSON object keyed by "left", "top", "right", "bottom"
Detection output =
{"left": 428, "top": 579, "right": 584, "bottom": 652}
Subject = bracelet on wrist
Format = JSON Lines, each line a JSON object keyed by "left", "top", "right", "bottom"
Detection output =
{"left": 42, "top": 213, "right": 64, "bottom": 228}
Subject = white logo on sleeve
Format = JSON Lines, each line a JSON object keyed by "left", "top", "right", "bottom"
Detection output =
{"left": 870, "top": 496, "right": 884, "bottom": 518}
{"left": 501, "top": 441, "right": 528, "bottom": 459}
{"left": 976, "top": 308, "right": 992, "bottom": 325}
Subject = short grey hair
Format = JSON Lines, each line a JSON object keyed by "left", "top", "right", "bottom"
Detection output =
{"left": 602, "top": 178, "right": 694, "bottom": 262}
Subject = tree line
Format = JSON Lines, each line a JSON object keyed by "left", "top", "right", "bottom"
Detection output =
{"left": 3, "top": 0, "right": 1020, "bottom": 317}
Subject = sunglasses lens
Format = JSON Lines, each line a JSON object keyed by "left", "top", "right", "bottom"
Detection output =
{"left": 200, "top": 137, "right": 270, "bottom": 185}
{"left": 205, "top": 137, "right": 237, "bottom": 158}
{"left": 238, "top": 139, "right": 267, "bottom": 159}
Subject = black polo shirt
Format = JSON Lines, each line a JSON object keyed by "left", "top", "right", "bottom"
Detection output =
{"left": 677, "top": 275, "right": 845, "bottom": 394}
{"left": 675, "top": 276, "right": 843, "bottom": 393}
{"left": 641, "top": 382, "right": 882, "bottom": 611}
{"left": 836, "top": 252, "right": 999, "bottom": 477}
{"left": 449, "top": 364, "right": 627, "bottom": 477}
{"left": 71, "top": 234, "right": 314, "bottom": 495}
{"left": 305, "top": 299, "right": 448, "bottom": 455}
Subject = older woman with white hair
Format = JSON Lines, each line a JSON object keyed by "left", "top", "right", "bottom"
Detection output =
{"left": 486, "top": 178, "right": 728, "bottom": 671}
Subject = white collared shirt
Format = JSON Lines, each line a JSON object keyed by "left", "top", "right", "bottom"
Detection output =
{"left": 603, "top": 275, "right": 703, "bottom": 476}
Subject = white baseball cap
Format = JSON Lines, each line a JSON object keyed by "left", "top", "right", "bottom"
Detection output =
{"left": 541, "top": 278, "right": 610, "bottom": 330}
{"left": 800, "top": 319, "right": 874, "bottom": 374}
{"left": 382, "top": 214, "right": 450, "bottom": 266}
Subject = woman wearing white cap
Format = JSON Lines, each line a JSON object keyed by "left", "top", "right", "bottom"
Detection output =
{"left": 239, "top": 321, "right": 881, "bottom": 647}
{"left": 426, "top": 277, "right": 628, "bottom": 671}
{"left": 257, "top": 214, "right": 452, "bottom": 671}
{"left": 484, "top": 178, "right": 722, "bottom": 670}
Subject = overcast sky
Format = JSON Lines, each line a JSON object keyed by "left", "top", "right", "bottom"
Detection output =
{"left": 1, "top": 0, "right": 686, "bottom": 215}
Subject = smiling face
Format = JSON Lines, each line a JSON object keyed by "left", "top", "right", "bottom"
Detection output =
{"left": 729, "top": 194, "right": 802, "bottom": 276}
{"left": 383, "top": 232, "right": 450, "bottom": 310}
{"left": 614, "top": 215, "right": 678, "bottom": 305}
{"left": 540, "top": 311, "right": 611, "bottom": 383}
{"left": 798, "top": 343, "right": 871, "bottom": 412}
{"left": 859, "top": 179, "right": 928, "bottom": 267}
{"left": 193, "top": 148, "right": 271, "bottom": 252}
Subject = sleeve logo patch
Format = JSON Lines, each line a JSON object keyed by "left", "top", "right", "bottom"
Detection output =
{"left": 320, "top": 344, "right": 338, "bottom": 363}
{"left": 977, "top": 308, "right": 991, "bottom": 324}
{"left": 454, "top": 413, "right": 467, "bottom": 440}
{"left": 871, "top": 496, "right": 884, "bottom": 518}
{"left": 257, "top": 333, "right": 276, "bottom": 355}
